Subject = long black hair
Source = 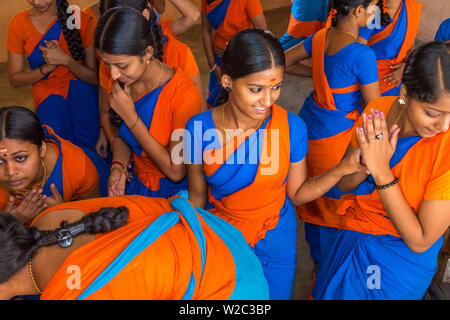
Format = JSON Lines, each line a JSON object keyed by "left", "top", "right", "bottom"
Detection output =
{"left": 96, "top": 2, "right": 164, "bottom": 61}
{"left": 0, "top": 106, "right": 45, "bottom": 148}
{"left": 0, "top": 206, "right": 129, "bottom": 285}
{"left": 57, "top": 0, "right": 86, "bottom": 61}
{"left": 328, "top": 0, "right": 375, "bottom": 27}
{"left": 215, "top": 28, "right": 285, "bottom": 106}
{"left": 402, "top": 41, "right": 450, "bottom": 104}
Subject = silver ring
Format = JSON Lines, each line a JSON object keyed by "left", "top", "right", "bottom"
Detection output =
{"left": 375, "top": 133, "right": 383, "bottom": 140}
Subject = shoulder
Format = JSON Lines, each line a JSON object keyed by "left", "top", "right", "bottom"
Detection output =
{"left": 8, "top": 10, "right": 29, "bottom": 29}
{"left": 186, "top": 109, "right": 213, "bottom": 130}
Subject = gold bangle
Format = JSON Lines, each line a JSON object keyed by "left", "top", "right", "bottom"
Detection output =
{"left": 312, "top": 176, "right": 325, "bottom": 193}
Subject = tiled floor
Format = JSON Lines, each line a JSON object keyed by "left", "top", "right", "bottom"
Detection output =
{"left": 0, "top": 5, "right": 315, "bottom": 299}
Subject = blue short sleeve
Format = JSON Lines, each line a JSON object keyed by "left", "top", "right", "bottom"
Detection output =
{"left": 435, "top": 18, "right": 450, "bottom": 41}
{"left": 353, "top": 45, "right": 379, "bottom": 85}
{"left": 288, "top": 112, "right": 309, "bottom": 163}
{"left": 303, "top": 34, "right": 314, "bottom": 57}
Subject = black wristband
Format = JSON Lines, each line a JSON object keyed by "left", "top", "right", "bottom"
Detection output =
{"left": 374, "top": 177, "right": 399, "bottom": 190}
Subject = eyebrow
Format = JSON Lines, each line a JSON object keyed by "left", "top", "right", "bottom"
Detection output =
{"left": 427, "top": 107, "right": 445, "bottom": 113}
{"left": 10, "top": 150, "right": 27, "bottom": 156}
{"left": 247, "top": 81, "right": 284, "bottom": 87}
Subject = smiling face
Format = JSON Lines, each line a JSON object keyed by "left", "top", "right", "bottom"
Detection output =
{"left": 222, "top": 66, "right": 284, "bottom": 121}
{"left": 0, "top": 139, "right": 45, "bottom": 194}
{"left": 27, "top": 0, "right": 55, "bottom": 13}
{"left": 98, "top": 48, "right": 153, "bottom": 85}
{"left": 404, "top": 92, "right": 450, "bottom": 138}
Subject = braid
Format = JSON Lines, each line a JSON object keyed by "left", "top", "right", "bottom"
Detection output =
{"left": 0, "top": 207, "right": 128, "bottom": 284}
{"left": 57, "top": 0, "right": 86, "bottom": 61}
{"left": 148, "top": 8, "right": 165, "bottom": 61}
{"left": 377, "top": 0, "right": 392, "bottom": 26}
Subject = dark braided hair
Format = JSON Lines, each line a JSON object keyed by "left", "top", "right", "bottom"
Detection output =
{"left": 98, "top": 0, "right": 165, "bottom": 61}
{"left": 377, "top": 0, "right": 392, "bottom": 27}
{"left": 402, "top": 41, "right": 450, "bottom": 104}
{"left": 0, "top": 206, "right": 129, "bottom": 284}
{"left": 57, "top": 0, "right": 86, "bottom": 61}
{"left": 328, "top": 0, "right": 374, "bottom": 27}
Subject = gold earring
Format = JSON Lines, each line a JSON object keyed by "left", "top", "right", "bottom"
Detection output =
{"left": 398, "top": 98, "right": 406, "bottom": 105}
{"left": 146, "top": 60, "right": 150, "bottom": 64}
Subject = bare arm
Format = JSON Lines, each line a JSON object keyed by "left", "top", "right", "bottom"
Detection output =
{"left": 187, "top": 163, "right": 208, "bottom": 209}
{"left": 8, "top": 51, "right": 55, "bottom": 88}
{"left": 287, "top": 149, "right": 366, "bottom": 206}
{"left": 250, "top": 12, "right": 267, "bottom": 30}
{"left": 169, "top": 0, "right": 201, "bottom": 36}
{"left": 284, "top": 42, "right": 312, "bottom": 76}
{"left": 192, "top": 73, "right": 207, "bottom": 111}
{"left": 360, "top": 82, "right": 381, "bottom": 107}
{"left": 201, "top": 12, "right": 216, "bottom": 69}
{"left": 99, "top": 87, "right": 118, "bottom": 145}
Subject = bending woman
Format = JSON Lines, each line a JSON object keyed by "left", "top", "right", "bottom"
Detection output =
{"left": 201, "top": 0, "right": 267, "bottom": 108}
{"left": 285, "top": 0, "right": 380, "bottom": 268}
{"left": 97, "top": 0, "right": 205, "bottom": 155}
{"left": 0, "top": 106, "right": 102, "bottom": 225}
{"left": 0, "top": 193, "right": 269, "bottom": 300}
{"left": 358, "top": 0, "right": 423, "bottom": 96}
{"left": 95, "top": 7, "right": 202, "bottom": 198}
{"left": 7, "top": 0, "right": 100, "bottom": 150}
{"left": 185, "top": 28, "right": 365, "bottom": 299}
{"left": 313, "top": 41, "right": 450, "bottom": 299}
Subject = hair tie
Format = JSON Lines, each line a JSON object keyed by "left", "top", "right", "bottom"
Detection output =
{"left": 382, "top": 0, "right": 388, "bottom": 14}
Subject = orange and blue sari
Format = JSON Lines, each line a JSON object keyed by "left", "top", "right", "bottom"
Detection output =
{"left": 280, "top": 0, "right": 329, "bottom": 50}
{"left": 6, "top": 9, "right": 100, "bottom": 150}
{"left": 297, "top": 28, "right": 379, "bottom": 264}
{"left": 120, "top": 68, "right": 202, "bottom": 198}
{"left": 435, "top": 18, "right": 450, "bottom": 42}
{"left": 0, "top": 125, "right": 104, "bottom": 211}
{"left": 31, "top": 193, "right": 269, "bottom": 300}
{"left": 202, "top": 0, "right": 263, "bottom": 108}
{"left": 358, "top": 0, "right": 422, "bottom": 96}
{"left": 312, "top": 97, "right": 448, "bottom": 300}
{"left": 185, "top": 105, "right": 309, "bottom": 299}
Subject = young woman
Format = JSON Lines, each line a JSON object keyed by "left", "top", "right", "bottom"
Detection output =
{"left": 358, "top": 0, "right": 423, "bottom": 96}
{"left": 95, "top": 7, "right": 202, "bottom": 199}
{"left": 7, "top": 0, "right": 100, "bottom": 151}
{"left": 313, "top": 41, "right": 450, "bottom": 299}
{"left": 97, "top": 0, "right": 205, "bottom": 158}
{"left": 201, "top": 0, "right": 268, "bottom": 108}
{"left": 0, "top": 106, "right": 102, "bottom": 225}
{"left": 0, "top": 193, "right": 269, "bottom": 300}
{"left": 285, "top": 0, "right": 381, "bottom": 270}
{"left": 279, "top": 0, "right": 329, "bottom": 51}
{"left": 185, "top": 28, "right": 366, "bottom": 299}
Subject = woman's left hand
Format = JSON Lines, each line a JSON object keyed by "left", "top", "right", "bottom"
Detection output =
{"left": 384, "top": 62, "right": 405, "bottom": 87}
{"left": 39, "top": 40, "right": 71, "bottom": 66}
{"left": 109, "top": 82, "right": 137, "bottom": 125}
{"left": 356, "top": 108, "right": 401, "bottom": 177}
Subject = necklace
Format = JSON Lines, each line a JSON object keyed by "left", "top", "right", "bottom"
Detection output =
{"left": 221, "top": 107, "right": 269, "bottom": 142}
{"left": 332, "top": 28, "right": 357, "bottom": 40}
{"left": 13, "top": 158, "right": 47, "bottom": 198}
{"left": 150, "top": 59, "right": 164, "bottom": 92}
{"left": 393, "top": 101, "right": 407, "bottom": 126}
{"left": 28, "top": 259, "right": 42, "bottom": 294}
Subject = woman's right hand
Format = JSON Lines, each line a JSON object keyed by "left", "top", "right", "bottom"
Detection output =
{"left": 213, "top": 65, "right": 222, "bottom": 82}
{"left": 108, "top": 167, "right": 126, "bottom": 197}
{"left": 5, "top": 189, "right": 47, "bottom": 224}
{"left": 336, "top": 146, "right": 368, "bottom": 176}
{"left": 96, "top": 129, "right": 109, "bottom": 159}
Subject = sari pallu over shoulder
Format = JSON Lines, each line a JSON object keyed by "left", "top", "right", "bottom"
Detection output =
{"left": 32, "top": 195, "right": 269, "bottom": 300}
{"left": 367, "top": 0, "right": 422, "bottom": 94}
{"left": 297, "top": 27, "right": 360, "bottom": 228}
{"left": 204, "top": 105, "right": 291, "bottom": 246}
